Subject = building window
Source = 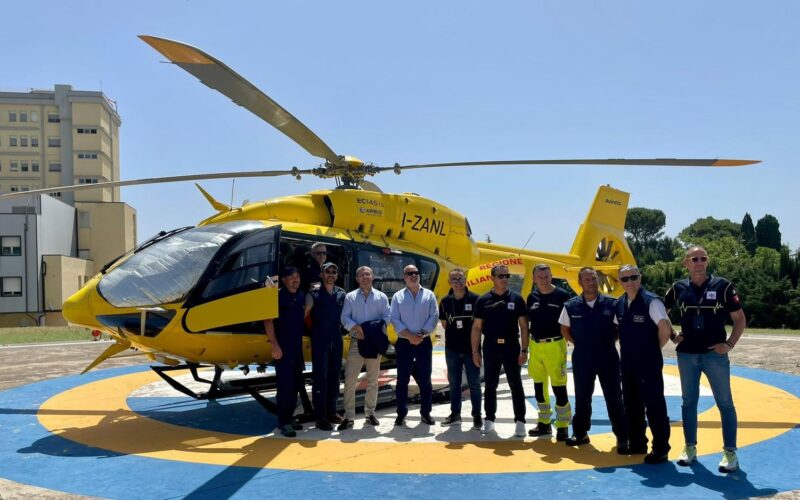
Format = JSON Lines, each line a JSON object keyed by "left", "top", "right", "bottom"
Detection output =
{"left": 20, "top": 162, "right": 28, "bottom": 172}
{"left": 10, "top": 185, "right": 19, "bottom": 192}
{"left": 78, "top": 177, "right": 99, "bottom": 184}
{"left": 9, "top": 136, "right": 17, "bottom": 147}
{"left": 9, "top": 111, "right": 17, "bottom": 122}
{"left": 30, "top": 111, "right": 38, "bottom": 122}
{"left": 31, "top": 162, "right": 40, "bottom": 172}
{"left": 76, "top": 128, "right": 98, "bottom": 134}
{"left": 10, "top": 161, "right": 18, "bottom": 172}
{"left": 78, "top": 152, "right": 99, "bottom": 160}
{"left": 31, "top": 136, "right": 38, "bottom": 148}
{"left": 1, "top": 277, "right": 23, "bottom": 297}
{"left": 19, "top": 111, "right": 28, "bottom": 122}
{"left": 1, "top": 236, "right": 22, "bottom": 256}
{"left": 20, "top": 137, "right": 28, "bottom": 148}
{"left": 49, "top": 192, "right": 62, "bottom": 198}
{"left": 20, "top": 185, "right": 29, "bottom": 192}
{"left": 78, "top": 211, "right": 91, "bottom": 228}
{"left": 48, "top": 137, "right": 61, "bottom": 148}
{"left": 48, "top": 113, "right": 60, "bottom": 123}
{"left": 49, "top": 162, "right": 62, "bottom": 172}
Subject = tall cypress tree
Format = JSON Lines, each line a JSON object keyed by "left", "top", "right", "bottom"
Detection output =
{"left": 755, "top": 214, "right": 782, "bottom": 250}
{"left": 741, "top": 213, "right": 757, "bottom": 254}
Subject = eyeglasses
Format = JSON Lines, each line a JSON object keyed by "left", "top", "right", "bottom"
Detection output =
{"left": 619, "top": 275, "right": 640, "bottom": 283}
{"left": 324, "top": 269, "right": 338, "bottom": 275}
{"left": 690, "top": 256, "right": 708, "bottom": 263}
{"left": 313, "top": 251, "right": 327, "bottom": 256}
{"left": 495, "top": 274, "right": 511, "bottom": 279}
{"left": 405, "top": 271, "right": 420, "bottom": 276}
{"left": 449, "top": 277, "right": 466, "bottom": 284}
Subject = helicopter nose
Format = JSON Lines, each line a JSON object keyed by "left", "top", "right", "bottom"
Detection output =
{"left": 63, "top": 283, "right": 98, "bottom": 327}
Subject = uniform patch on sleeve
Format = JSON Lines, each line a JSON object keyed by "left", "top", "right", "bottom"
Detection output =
{"left": 706, "top": 291, "right": 717, "bottom": 300}
{"left": 465, "top": 304, "right": 472, "bottom": 311}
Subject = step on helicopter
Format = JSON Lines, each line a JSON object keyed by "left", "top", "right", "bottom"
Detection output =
{"left": 0, "top": 36, "right": 758, "bottom": 415}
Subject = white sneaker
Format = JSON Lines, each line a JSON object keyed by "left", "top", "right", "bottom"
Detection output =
{"left": 482, "top": 419, "right": 496, "bottom": 435}
{"left": 677, "top": 445, "right": 697, "bottom": 466}
{"left": 514, "top": 421, "right": 526, "bottom": 437}
{"left": 718, "top": 449, "right": 739, "bottom": 473}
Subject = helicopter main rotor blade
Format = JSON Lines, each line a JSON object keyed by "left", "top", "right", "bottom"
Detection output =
{"left": 139, "top": 35, "right": 342, "bottom": 165}
{"left": 0, "top": 168, "right": 314, "bottom": 200}
{"left": 379, "top": 158, "right": 760, "bottom": 172}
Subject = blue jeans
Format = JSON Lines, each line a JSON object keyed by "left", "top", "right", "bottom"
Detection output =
{"left": 445, "top": 348, "right": 482, "bottom": 417}
{"left": 677, "top": 351, "right": 737, "bottom": 450}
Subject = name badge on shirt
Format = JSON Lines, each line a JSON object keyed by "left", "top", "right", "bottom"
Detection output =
{"left": 507, "top": 302, "right": 515, "bottom": 311}
{"left": 497, "top": 338, "right": 506, "bottom": 344}
{"left": 464, "top": 304, "right": 472, "bottom": 311}
{"left": 456, "top": 320, "right": 464, "bottom": 329}
{"left": 633, "top": 315, "right": 646, "bottom": 323}
{"left": 706, "top": 291, "right": 717, "bottom": 300}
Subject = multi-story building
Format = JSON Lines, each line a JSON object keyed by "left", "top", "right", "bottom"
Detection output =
{"left": 0, "top": 85, "right": 136, "bottom": 327}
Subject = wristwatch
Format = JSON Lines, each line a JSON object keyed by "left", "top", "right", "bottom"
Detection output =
{"left": 521, "top": 349, "right": 528, "bottom": 354}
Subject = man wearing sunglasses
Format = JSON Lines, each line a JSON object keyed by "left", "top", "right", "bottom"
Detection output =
{"left": 303, "top": 242, "right": 328, "bottom": 291}
{"left": 439, "top": 268, "right": 482, "bottom": 429}
{"left": 471, "top": 264, "right": 530, "bottom": 437}
{"left": 615, "top": 264, "right": 672, "bottom": 464}
{"left": 559, "top": 267, "right": 628, "bottom": 451}
{"left": 391, "top": 264, "right": 439, "bottom": 426}
{"left": 665, "top": 245, "right": 746, "bottom": 473}
{"left": 305, "top": 262, "right": 347, "bottom": 431}
{"left": 526, "top": 264, "right": 572, "bottom": 441}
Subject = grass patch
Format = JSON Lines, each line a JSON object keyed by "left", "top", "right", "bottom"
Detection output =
{"left": 0, "top": 326, "right": 96, "bottom": 345}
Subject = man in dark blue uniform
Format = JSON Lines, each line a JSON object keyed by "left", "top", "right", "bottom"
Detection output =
{"left": 264, "top": 266, "right": 306, "bottom": 437}
{"left": 439, "top": 268, "right": 482, "bottom": 429}
{"left": 615, "top": 264, "right": 672, "bottom": 464}
{"left": 665, "top": 245, "right": 746, "bottom": 473}
{"left": 471, "top": 264, "right": 529, "bottom": 438}
{"left": 559, "top": 267, "right": 628, "bottom": 451}
{"left": 305, "top": 262, "right": 347, "bottom": 431}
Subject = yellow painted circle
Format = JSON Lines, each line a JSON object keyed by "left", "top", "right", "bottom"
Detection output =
{"left": 37, "top": 365, "right": 800, "bottom": 474}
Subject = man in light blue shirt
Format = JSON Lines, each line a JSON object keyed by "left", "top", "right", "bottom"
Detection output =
{"left": 390, "top": 264, "right": 439, "bottom": 426}
{"left": 338, "top": 266, "right": 391, "bottom": 430}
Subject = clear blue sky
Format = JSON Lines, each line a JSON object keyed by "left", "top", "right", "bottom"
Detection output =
{"left": 3, "top": 1, "right": 797, "bottom": 252}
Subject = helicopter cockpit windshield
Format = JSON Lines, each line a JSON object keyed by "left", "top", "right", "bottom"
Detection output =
{"left": 98, "top": 221, "right": 264, "bottom": 308}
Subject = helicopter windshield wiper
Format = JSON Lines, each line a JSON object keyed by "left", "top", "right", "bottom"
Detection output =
{"left": 135, "top": 226, "right": 194, "bottom": 254}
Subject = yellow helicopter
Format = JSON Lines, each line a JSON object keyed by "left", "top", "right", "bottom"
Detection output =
{"left": 0, "top": 35, "right": 757, "bottom": 410}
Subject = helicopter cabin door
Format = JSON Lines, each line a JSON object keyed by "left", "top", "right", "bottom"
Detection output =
{"left": 182, "top": 226, "right": 281, "bottom": 333}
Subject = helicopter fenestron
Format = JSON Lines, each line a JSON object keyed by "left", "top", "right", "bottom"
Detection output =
{"left": 0, "top": 35, "right": 758, "bottom": 411}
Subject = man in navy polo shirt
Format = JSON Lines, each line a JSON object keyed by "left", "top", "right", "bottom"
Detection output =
{"left": 439, "top": 268, "right": 482, "bottom": 429}
{"left": 559, "top": 267, "right": 628, "bottom": 451}
{"left": 305, "top": 262, "right": 347, "bottom": 431}
{"left": 665, "top": 245, "right": 746, "bottom": 473}
{"left": 615, "top": 264, "right": 672, "bottom": 464}
{"left": 471, "top": 264, "right": 529, "bottom": 438}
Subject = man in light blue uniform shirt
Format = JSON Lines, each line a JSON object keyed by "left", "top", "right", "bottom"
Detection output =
{"left": 339, "top": 266, "right": 391, "bottom": 430}
{"left": 390, "top": 264, "right": 439, "bottom": 426}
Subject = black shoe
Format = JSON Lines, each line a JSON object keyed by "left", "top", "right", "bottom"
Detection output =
{"left": 556, "top": 428, "right": 569, "bottom": 442}
{"left": 528, "top": 423, "right": 553, "bottom": 437}
{"left": 316, "top": 419, "right": 333, "bottom": 431}
{"left": 617, "top": 442, "right": 631, "bottom": 455}
{"left": 291, "top": 419, "right": 303, "bottom": 431}
{"left": 644, "top": 450, "right": 669, "bottom": 464}
{"left": 420, "top": 414, "right": 435, "bottom": 425}
{"left": 365, "top": 414, "right": 380, "bottom": 426}
{"left": 566, "top": 434, "right": 590, "bottom": 446}
{"left": 442, "top": 413, "right": 462, "bottom": 426}
{"left": 337, "top": 418, "right": 353, "bottom": 431}
{"left": 280, "top": 424, "right": 296, "bottom": 437}
{"left": 328, "top": 414, "right": 344, "bottom": 425}
{"left": 394, "top": 415, "right": 406, "bottom": 427}
{"left": 473, "top": 415, "right": 483, "bottom": 430}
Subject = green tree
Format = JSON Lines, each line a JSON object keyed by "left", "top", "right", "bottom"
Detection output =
{"left": 678, "top": 216, "right": 741, "bottom": 244}
{"left": 741, "top": 213, "right": 757, "bottom": 255}
{"left": 625, "top": 207, "right": 666, "bottom": 247}
{"left": 755, "top": 214, "right": 781, "bottom": 250}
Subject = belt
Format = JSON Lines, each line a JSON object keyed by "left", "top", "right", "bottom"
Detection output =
{"left": 534, "top": 336, "right": 563, "bottom": 343}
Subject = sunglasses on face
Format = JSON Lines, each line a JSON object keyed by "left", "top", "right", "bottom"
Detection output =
{"left": 495, "top": 274, "right": 511, "bottom": 279}
{"left": 449, "top": 277, "right": 466, "bottom": 284}
{"left": 690, "top": 256, "right": 708, "bottom": 263}
{"left": 324, "top": 269, "right": 338, "bottom": 275}
{"left": 405, "top": 271, "right": 420, "bottom": 276}
{"left": 619, "top": 275, "right": 640, "bottom": 283}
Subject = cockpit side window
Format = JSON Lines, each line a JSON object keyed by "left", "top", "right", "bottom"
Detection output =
{"left": 199, "top": 228, "right": 278, "bottom": 301}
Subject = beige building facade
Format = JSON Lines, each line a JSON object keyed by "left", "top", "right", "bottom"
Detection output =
{"left": 0, "top": 86, "right": 136, "bottom": 327}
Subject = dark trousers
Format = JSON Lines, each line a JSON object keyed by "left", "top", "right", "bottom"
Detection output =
{"left": 622, "top": 364, "right": 671, "bottom": 452}
{"left": 572, "top": 353, "right": 627, "bottom": 440}
{"left": 445, "top": 348, "right": 482, "bottom": 417}
{"left": 395, "top": 336, "right": 433, "bottom": 417}
{"left": 275, "top": 353, "right": 302, "bottom": 428}
{"left": 483, "top": 343, "right": 526, "bottom": 422}
{"left": 312, "top": 337, "right": 343, "bottom": 421}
